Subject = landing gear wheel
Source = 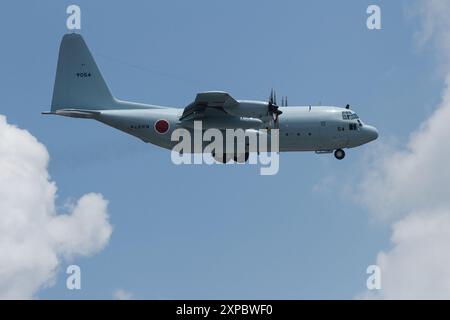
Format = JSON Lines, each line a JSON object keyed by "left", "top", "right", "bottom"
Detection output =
{"left": 334, "top": 149, "right": 345, "bottom": 160}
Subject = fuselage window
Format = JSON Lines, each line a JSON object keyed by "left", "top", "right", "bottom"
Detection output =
{"left": 342, "top": 111, "right": 359, "bottom": 120}
{"left": 349, "top": 123, "right": 358, "bottom": 131}
{"left": 342, "top": 111, "right": 351, "bottom": 120}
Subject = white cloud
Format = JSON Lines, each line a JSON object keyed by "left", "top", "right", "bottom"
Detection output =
{"left": 413, "top": 0, "right": 450, "bottom": 71}
{"left": 0, "top": 115, "right": 112, "bottom": 299}
{"left": 361, "top": 210, "right": 450, "bottom": 299}
{"left": 113, "top": 289, "right": 134, "bottom": 300}
{"left": 357, "top": 0, "right": 450, "bottom": 299}
{"left": 359, "top": 75, "right": 450, "bottom": 220}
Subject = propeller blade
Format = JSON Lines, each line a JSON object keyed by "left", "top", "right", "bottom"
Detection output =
{"left": 267, "top": 89, "right": 283, "bottom": 128}
{"left": 275, "top": 113, "right": 281, "bottom": 129}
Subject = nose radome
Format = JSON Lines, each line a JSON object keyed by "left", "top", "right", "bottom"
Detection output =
{"left": 366, "top": 125, "right": 379, "bottom": 142}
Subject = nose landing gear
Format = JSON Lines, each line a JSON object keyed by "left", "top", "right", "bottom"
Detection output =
{"left": 334, "top": 149, "right": 345, "bottom": 160}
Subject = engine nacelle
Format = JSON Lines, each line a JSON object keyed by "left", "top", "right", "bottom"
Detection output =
{"left": 224, "top": 101, "right": 269, "bottom": 118}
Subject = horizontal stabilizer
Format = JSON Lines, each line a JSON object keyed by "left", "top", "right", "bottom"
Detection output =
{"left": 42, "top": 109, "right": 101, "bottom": 119}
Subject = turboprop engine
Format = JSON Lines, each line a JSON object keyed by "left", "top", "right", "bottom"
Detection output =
{"left": 223, "top": 90, "right": 283, "bottom": 128}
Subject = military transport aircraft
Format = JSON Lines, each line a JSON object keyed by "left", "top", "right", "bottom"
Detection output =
{"left": 44, "top": 34, "right": 378, "bottom": 162}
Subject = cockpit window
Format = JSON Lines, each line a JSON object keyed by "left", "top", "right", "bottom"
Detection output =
{"left": 342, "top": 111, "right": 359, "bottom": 120}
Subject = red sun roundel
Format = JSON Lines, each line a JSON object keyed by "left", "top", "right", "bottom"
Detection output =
{"left": 154, "top": 119, "right": 170, "bottom": 134}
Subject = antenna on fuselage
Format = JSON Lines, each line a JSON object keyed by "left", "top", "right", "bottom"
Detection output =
{"left": 346, "top": 104, "right": 350, "bottom": 109}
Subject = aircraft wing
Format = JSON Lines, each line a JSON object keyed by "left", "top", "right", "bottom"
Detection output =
{"left": 180, "top": 91, "right": 239, "bottom": 121}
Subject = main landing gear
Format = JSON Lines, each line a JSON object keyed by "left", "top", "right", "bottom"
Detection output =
{"left": 212, "top": 152, "right": 250, "bottom": 164}
{"left": 334, "top": 149, "right": 345, "bottom": 160}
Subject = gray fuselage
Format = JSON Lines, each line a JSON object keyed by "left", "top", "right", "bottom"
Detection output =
{"left": 94, "top": 104, "right": 378, "bottom": 153}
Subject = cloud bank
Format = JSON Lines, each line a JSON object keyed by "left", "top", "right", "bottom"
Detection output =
{"left": 358, "top": 0, "right": 450, "bottom": 299}
{"left": 0, "top": 115, "right": 112, "bottom": 299}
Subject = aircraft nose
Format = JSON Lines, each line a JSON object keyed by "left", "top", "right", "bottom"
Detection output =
{"left": 364, "top": 125, "right": 379, "bottom": 142}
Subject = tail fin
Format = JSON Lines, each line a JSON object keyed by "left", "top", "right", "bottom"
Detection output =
{"left": 51, "top": 33, "right": 116, "bottom": 112}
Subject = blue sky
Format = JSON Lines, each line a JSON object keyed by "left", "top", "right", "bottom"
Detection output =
{"left": 0, "top": 0, "right": 441, "bottom": 299}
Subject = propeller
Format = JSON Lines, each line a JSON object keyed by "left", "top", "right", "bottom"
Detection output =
{"left": 268, "top": 89, "right": 283, "bottom": 128}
